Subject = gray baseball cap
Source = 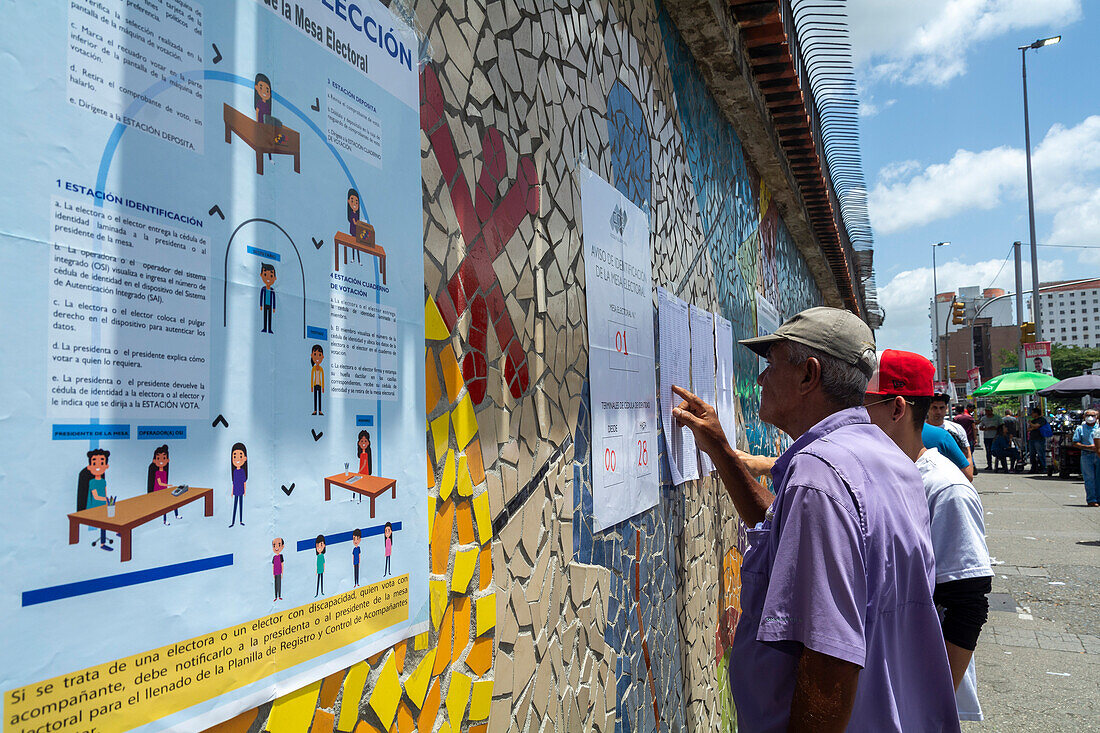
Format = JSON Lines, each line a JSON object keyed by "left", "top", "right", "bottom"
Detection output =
{"left": 739, "top": 306, "right": 876, "bottom": 365}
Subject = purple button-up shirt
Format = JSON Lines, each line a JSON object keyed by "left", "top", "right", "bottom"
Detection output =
{"left": 729, "top": 407, "right": 960, "bottom": 732}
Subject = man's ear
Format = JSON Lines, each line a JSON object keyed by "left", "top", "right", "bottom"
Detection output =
{"left": 797, "top": 356, "right": 822, "bottom": 396}
{"left": 892, "top": 396, "right": 908, "bottom": 425}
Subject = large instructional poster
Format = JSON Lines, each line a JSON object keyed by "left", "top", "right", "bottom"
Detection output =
{"left": 0, "top": 1, "right": 427, "bottom": 731}
{"left": 579, "top": 168, "right": 659, "bottom": 531}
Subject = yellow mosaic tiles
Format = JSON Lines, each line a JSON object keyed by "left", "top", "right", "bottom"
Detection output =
{"left": 367, "top": 655, "right": 401, "bottom": 729}
{"left": 425, "top": 299, "right": 449, "bottom": 341}
{"left": 472, "top": 492, "right": 491, "bottom": 545}
{"left": 337, "top": 662, "right": 370, "bottom": 732}
{"left": 266, "top": 680, "right": 320, "bottom": 732}
{"left": 445, "top": 672, "right": 471, "bottom": 726}
{"left": 439, "top": 449, "right": 457, "bottom": 501}
{"left": 469, "top": 680, "right": 493, "bottom": 721}
{"left": 452, "top": 548, "right": 479, "bottom": 593}
{"left": 451, "top": 395, "right": 477, "bottom": 450}
{"left": 475, "top": 594, "right": 496, "bottom": 637}
{"left": 404, "top": 647, "right": 437, "bottom": 709}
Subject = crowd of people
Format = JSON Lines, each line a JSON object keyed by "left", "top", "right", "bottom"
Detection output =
{"left": 671, "top": 307, "right": 997, "bottom": 732}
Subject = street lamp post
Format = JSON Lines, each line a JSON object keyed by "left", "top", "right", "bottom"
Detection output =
{"left": 932, "top": 241, "right": 950, "bottom": 382}
{"left": 1019, "top": 34, "right": 1060, "bottom": 342}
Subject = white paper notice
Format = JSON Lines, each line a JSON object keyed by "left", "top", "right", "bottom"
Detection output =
{"left": 689, "top": 306, "right": 716, "bottom": 475}
{"left": 658, "top": 287, "right": 699, "bottom": 486}
{"left": 714, "top": 313, "right": 739, "bottom": 452}
{"left": 756, "top": 295, "right": 782, "bottom": 373}
{"left": 580, "top": 168, "right": 659, "bottom": 531}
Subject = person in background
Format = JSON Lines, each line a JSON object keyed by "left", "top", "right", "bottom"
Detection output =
{"left": 672, "top": 307, "right": 960, "bottom": 733}
{"left": 1027, "top": 407, "right": 1049, "bottom": 472}
{"left": 922, "top": 410, "right": 974, "bottom": 480}
{"left": 1072, "top": 409, "right": 1100, "bottom": 507}
{"left": 954, "top": 404, "right": 978, "bottom": 455}
{"left": 862, "top": 350, "right": 994, "bottom": 722}
{"left": 990, "top": 426, "right": 1021, "bottom": 472}
{"left": 979, "top": 410, "right": 1002, "bottom": 471}
{"left": 928, "top": 394, "right": 976, "bottom": 479}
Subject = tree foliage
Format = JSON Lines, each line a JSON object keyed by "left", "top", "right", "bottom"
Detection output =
{"left": 996, "top": 348, "right": 1018, "bottom": 372}
{"left": 1050, "top": 344, "right": 1100, "bottom": 380}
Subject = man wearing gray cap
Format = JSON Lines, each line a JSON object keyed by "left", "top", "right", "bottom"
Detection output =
{"left": 673, "top": 307, "right": 959, "bottom": 732}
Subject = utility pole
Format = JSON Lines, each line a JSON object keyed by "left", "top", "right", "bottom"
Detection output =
{"left": 1022, "top": 48, "right": 1042, "bottom": 341}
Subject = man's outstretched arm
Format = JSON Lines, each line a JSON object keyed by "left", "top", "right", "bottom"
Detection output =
{"left": 672, "top": 385, "right": 773, "bottom": 526}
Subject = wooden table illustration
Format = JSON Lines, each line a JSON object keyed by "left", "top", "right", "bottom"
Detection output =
{"left": 68, "top": 487, "right": 214, "bottom": 562}
{"left": 223, "top": 104, "right": 301, "bottom": 175}
{"left": 333, "top": 231, "right": 387, "bottom": 283}
{"left": 323, "top": 473, "right": 396, "bottom": 518}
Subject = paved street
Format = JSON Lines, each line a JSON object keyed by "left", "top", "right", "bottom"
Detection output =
{"left": 963, "top": 449, "right": 1100, "bottom": 731}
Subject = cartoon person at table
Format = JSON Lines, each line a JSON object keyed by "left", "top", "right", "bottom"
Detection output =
{"left": 76, "top": 449, "right": 113, "bottom": 551}
{"left": 315, "top": 534, "right": 326, "bottom": 597}
{"left": 259, "top": 264, "right": 276, "bottom": 334}
{"left": 352, "top": 528, "right": 362, "bottom": 587}
{"left": 254, "top": 72, "right": 284, "bottom": 147}
{"left": 357, "top": 431, "right": 373, "bottom": 475}
{"left": 272, "top": 537, "right": 285, "bottom": 602}
{"left": 146, "top": 444, "right": 178, "bottom": 525}
{"left": 310, "top": 345, "right": 325, "bottom": 416}
{"left": 382, "top": 522, "right": 392, "bottom": 577}
{"left": 347, "top": 188, "right": 362, "bottom": 263}
{"left": 229, "top": 442, "right": 247, "bottom": 528}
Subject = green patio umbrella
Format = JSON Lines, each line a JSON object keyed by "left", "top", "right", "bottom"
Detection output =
{"left": 972, "top": 370, "right": 1058, "bottom": 396}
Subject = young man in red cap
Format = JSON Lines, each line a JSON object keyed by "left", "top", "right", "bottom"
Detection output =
{"left": 863, "top": 349, "right": 994, "bottom": 722}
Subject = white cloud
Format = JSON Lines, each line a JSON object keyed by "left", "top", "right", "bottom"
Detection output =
{"left": 868, "top": 115, "right": 1100, "bottom": 237}
{"left": 858, "top": 96, "right": 896, "bottom": 118}
{"left": 875, "top": 256, "right": 1066, "bottom": 357}
{"left": 849, "top": 0, "right": 1080, "bottom": 86}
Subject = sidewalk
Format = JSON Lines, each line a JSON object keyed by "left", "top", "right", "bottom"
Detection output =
{"left": 964, "top": 454, "right": 1100, "bottom": 731}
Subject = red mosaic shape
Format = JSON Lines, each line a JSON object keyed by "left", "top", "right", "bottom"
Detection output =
{"left": 421, "top": 64, "right": 539, "bottom": 404}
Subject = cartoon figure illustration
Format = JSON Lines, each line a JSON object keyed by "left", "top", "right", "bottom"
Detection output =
{"left": 315, "top": 534, "right": 326, "bottom": 597}
{"left": 347, "top": 189, "right": 362, "bottom": 263}
{"left": 310, "top": 345, "right": 325, "bottom": 416}
{"left": 77, "top": 449, "right": 113, "bottom": 551}
{"left": 146, "top": 444, "right": 179, "bottom": 525}
{"left": 259, "top": 264, "right": 277, "bottom": 333}
{"left": 272, "top": 537, "right": 284, "bottom": 602}
{"left": 254, "top": 73, "right": 284, "bottom": 147}
{"left": 383, "top": 522, "right": 392, "bottom": 577}
{"left": 229, "top": 442, "right": 247, "bottom": 527}
{"left": 352, "top": 528, "right": 362, "bottom": 587}
{"left": 357, "top": 431, "right": 373, "bottom": 475}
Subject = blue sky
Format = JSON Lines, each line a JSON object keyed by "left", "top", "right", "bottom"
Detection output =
{"left": 849, "top": 0, "right": 1100, "bottom": 355}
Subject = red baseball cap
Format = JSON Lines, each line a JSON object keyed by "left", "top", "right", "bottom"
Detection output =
{"left": 865, "top": 349, "right": 935, "bottom": 397}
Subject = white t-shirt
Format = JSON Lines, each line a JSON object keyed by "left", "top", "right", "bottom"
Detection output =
{"left": 930, "top": 418, "right": 970, "bottom": 450}
{"left": 916, "top": 448, "right": 995, "bottom": 722}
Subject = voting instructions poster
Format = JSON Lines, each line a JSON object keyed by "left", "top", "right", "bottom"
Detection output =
{"left": 579, "top": 167, "right": 659, "bottom": 531}
{"left": 0, "top": 1, "right": 428, "bottom": 731}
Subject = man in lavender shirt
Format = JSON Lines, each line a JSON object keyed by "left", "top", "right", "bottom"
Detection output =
{"left": 673, "top": 307, "right": 960, "bottom": 732}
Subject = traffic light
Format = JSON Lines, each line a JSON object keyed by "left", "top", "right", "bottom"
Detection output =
{"left": 949, "top": 364, "right": 957, "bottom": 379}
{"left": 1021, "top": 322, "right": 1036, "bottom": 344}
{"left": 951, "top": 300, "right": 966, "bottom": 325}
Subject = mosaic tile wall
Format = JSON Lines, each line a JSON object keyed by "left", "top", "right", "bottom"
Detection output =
{"left": 201, "top": 1, "right": 825, "bottom": 731}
